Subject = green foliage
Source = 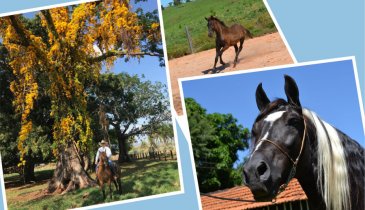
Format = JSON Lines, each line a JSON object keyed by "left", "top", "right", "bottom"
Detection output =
{"left": 173, "top": 0, "right": 182, "bottom": 6}
{"left": 22, "top": 125, "right": 52, "bottom": 162}
{"left": 0, "top": 46, "right": 19, "bottom": 168}
{"left": 92, "top": 72, "right": 170, "bottom": 135}
{"left": 162, "top": 0, "right": 277, "bottom": 58}
{"left": 185, "top": 98, "right": 249, "bottom": 192}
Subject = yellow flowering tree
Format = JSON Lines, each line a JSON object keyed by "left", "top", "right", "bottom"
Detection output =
{"left": 0, "top": 0, "right": 162, "bottom": 193}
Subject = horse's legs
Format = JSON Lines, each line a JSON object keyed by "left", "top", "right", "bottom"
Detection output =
{"left": 108, "top": 180, "right": 112, "bottom": 199}
{"left": 238, "top": 38, "right": 244, "bottom": 54}
{"left": 234, "top": 38, "right": 245, "bottom": 67}
{"left": 213, "top": 46, "right": 221, "bottom": 69}
{"left": 219, "top": 45, "right": 229, "bottom": 66}
{"left": 100, "top": 183, "right": 105, "bottom": 200}
{"left": 117, "top": 178, "right": 122, "bottom": 194}
{"left": 233, "top": 44, "right": 239, "bottom": 67}
{"left": 113, "top": 179, "right": 119, "bottom": 193}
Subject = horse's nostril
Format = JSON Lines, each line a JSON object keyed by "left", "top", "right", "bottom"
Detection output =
{"left": 257, "top": 162, "right": 268, "bottom": 176}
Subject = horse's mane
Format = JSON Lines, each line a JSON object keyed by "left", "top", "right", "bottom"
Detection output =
{"left": 303, "top": 109, "right": 350, "bottom": 210}
{"left": 210, "top": 16, "right": 227, "bottom": 27}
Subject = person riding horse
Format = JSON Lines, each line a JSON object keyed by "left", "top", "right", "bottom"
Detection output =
{"left": 95, "top": 140, "right": 116, "bottom": 177}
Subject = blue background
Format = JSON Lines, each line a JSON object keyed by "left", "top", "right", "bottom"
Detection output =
{"left": 0, "top": 0, "right": 364, "bottom": 210}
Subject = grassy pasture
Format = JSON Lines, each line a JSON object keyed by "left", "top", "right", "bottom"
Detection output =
{"left": 162, "top": 0, "right": 277, "bottom": 59}
{"left": 4, "top": 159, "right": 180, "bottom": 210}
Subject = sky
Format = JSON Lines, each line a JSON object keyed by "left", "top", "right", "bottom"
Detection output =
{"left": 181, "top": 59, "right": 365, "bottom": 166}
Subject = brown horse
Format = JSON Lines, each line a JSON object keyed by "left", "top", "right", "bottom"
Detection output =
{"left": 96, "top": 151, "right": 122, "bottom": 199}
{"left": 205, "top": 16, "right": 252, "bottom": 69}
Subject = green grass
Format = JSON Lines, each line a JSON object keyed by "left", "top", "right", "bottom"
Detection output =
{"left": 4, "top": 159, "right": 180, "bottom": 210}
{"left": 162, "top": 0, "right": 277, "bottom": 59}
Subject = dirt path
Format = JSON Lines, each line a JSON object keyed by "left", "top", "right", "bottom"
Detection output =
{"left": 168, "top": 32, "right": 294, "bottom": 115}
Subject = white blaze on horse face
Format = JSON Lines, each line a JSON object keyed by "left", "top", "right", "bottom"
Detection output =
{"left": 250, "top": 111, "right": 286, "bottom": 157}
{"left": 264, "top": 111, "right": 286, "bottom": 123}
{"left": 250, "top": 131, "right": 269, "bottom": 158}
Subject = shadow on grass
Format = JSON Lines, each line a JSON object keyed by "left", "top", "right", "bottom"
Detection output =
{"left": 81, "top": 189, "right": 106, "bottom": 206}
{"left": 5, "top": 169, "right": 54, "bottom": 189}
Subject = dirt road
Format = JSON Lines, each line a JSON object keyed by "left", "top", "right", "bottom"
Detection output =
{"left": 168, "top": 32, "right": 294, "bottom": 115}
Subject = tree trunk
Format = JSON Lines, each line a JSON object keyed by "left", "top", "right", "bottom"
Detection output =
{"left": 83, "top": 154, "right": 91, "bottom": 172}
{"left": 118, "top": 135, "right": 131, "bottom": 163}
{"left": 47, "top": 142, "right": 96, "bottom": 194}
{"left": 114, "top": 124, "right": 131, "bottom": 163}
{"left": 23, "top": 157, "right": 35, "bottom": 183}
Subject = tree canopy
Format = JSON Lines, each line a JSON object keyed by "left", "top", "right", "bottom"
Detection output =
{"left": 185, "top": 98, "right": 249, "bottom": 193}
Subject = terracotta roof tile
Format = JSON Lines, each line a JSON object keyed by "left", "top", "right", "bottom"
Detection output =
{"left": 201, "top": 178, "right": 307, "bottom": 210}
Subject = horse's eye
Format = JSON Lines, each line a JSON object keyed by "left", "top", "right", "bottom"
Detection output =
{"left": 287, "top": 118, "right": 300, "bottom": 127}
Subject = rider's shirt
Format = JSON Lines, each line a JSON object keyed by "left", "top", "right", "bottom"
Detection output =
{"left": 95, "top": 146, "right": 112, "bottom": 163}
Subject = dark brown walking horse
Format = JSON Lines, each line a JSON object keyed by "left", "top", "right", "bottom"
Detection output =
{"left": 96, "top": 151, "right": 122, "bottom": 199}
{"left": 205, "top": 16, "right": 253, "bottom": 69}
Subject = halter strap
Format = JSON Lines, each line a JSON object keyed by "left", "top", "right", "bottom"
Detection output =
{"left": 256, "top": 118, "right": 307, "bottom": 200}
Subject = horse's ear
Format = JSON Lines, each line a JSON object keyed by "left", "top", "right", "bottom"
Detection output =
{"left": 284, "top": 75, "right": 301, "bottom": 107}
{"left": 256, "top": 83, "right": 270, "bottom": 111}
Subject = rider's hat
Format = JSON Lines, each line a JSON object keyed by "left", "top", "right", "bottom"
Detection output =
{"left": 99, "top": 139, "right": 108, "bottom": 146}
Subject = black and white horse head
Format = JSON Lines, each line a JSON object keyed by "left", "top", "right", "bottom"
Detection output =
{"left": 243, "top": 75, "right": 364, "bottom": 210}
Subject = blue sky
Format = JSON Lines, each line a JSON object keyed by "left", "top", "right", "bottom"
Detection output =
{"left": 181, "top": 59, "right": 365, "bottom": 166}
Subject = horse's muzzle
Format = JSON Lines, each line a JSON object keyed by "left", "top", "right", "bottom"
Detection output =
{"left": 243, "top": 159, "right": 275, "bottom": 200}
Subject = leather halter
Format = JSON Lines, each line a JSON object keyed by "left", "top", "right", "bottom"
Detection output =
{"left": 256, "top": 118, "right": 307, "bottom": 199}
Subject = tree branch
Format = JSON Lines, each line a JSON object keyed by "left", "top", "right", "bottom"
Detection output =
{"left": 8, "top": 16, "right": 30, "bottom": 47}
{"left": 122, "top": 122, "right": 132, "bottom": 135}
{"left": 40, "top": 10, "right": 60, "bottom": 40}
{"left": 88, "top": 50, "right": 163, "bottom": 63}
{"left": 8, "top": 16, "right": 48, "bottom": 66}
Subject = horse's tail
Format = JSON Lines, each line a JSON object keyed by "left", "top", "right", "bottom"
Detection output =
{"left": 245, "top": 29, "right": 253, "bottom": 39}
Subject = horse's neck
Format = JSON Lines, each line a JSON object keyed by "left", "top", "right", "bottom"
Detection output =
{"left": 295, "top": 124, "right": 326, "bottom": 210}
{"left": 214, "top": 23, "right": 226, "bottom": 39}
{"left": 99, "top": 160, "right": 109, "bottom": 169}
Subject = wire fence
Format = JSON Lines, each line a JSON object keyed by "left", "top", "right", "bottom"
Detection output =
{"left": 129, "top": 150, "right": 176, "bottom": 161}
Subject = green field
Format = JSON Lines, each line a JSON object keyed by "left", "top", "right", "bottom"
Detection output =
{"left": 162, "top": 0, "right": 277, "bottom": 59}
{"left": 4, "top": 160, "right": 180, "bottom": 210}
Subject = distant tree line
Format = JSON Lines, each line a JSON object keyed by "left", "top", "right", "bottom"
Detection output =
{"left": 161, "top": 0, "right": 193, "bottom": 10}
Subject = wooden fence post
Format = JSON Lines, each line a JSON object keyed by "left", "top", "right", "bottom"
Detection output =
{"left": 170, "top": 150, "right": 173, "bottom": 159}
{"left": 185, "top": 26, "right": 194, "bottom": 54}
